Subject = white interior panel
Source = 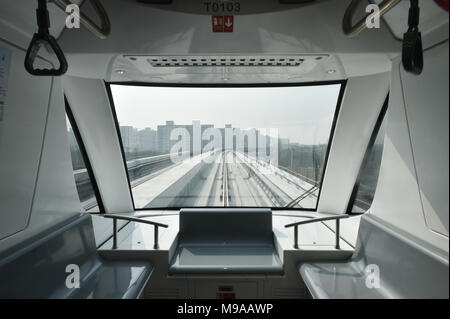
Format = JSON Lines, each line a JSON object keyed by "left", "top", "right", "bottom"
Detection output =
{"left": 0, "top": 39, "right": 52, "bottom": 241}
{"left": 400, "top": 41, "right": 449, "bottom": 237}
{"left": 63, "top": 76, "right": 134, "bottom": 213}
{"left": 318, "top": 72, "right": 390, "bottom": 215}
{"left": 58, "top": 0, "right": 399, "bottom": 82}
{"left": 28, "top": 77, "right": 82, "bottom": 230}
{"left": 370, "top": 58, "right": 448, "bottom": 252}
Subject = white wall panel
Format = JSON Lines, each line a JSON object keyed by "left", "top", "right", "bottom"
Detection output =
{"left": 0, "top": 48, "right": 82, "bottom": 253}
{"left": 318, "top": 72, "right": 390, "bottom": 215}
{"left": 400, "top": 41, "right": 449, "bottom": 237}
{"left": 28, "top": 77, "right": 82, "bottom": 229}
{"left": 0, "top": 39, "right": 52, "bottom": 241}
{"left": 63, "top": 76, "right": 134, "bottom": 213}
{"left": 370, "top": 57, "right": 448, "bottom": 252}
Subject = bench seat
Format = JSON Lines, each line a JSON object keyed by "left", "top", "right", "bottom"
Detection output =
{"left": 299, "top": 261, "right": 385, "bottom": 299}
{"left": 0, "top": 214, "right": 152, "bottom": 299}
{"left": 299, "top": 215, "right": 449, "bottom": 299}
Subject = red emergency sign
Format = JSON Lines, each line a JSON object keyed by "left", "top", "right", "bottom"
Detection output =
{"left": 212, "top": 15, "right": 234, "bottom": 32}
{"left": 212, "top": 16, "right": 224, "bottom": 32}
{"left": 223, "top": 16, "right": 234, "bottom": 32}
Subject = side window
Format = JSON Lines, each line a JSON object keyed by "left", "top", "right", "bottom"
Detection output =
{"left": 66, "top": 110, "right": 102, "bottom": 213}
{"left": 348, "top": 98, "right": 388, "bottom": 214}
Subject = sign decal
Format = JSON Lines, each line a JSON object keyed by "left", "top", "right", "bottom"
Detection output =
{"left": 212, "top": 15, "right": 234, "bottom": 32}
{"left": 212, "top": 16, "right": 224, "bottom": 32}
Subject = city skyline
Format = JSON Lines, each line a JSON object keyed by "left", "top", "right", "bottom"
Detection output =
{"left": 110, "top": 84, "right": 341, "bottom": 145}
{"left": 117, "top": 120, "right": 287, "bottom": 155}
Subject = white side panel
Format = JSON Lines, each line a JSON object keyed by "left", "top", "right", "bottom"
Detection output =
{"left": 370, "top": 58, "right": 448, "bottom": 252}
{"left": 400, "top": 41, "right": 449, "bottom": 237}
{"left": 63, "top": 76, "right": 134, "bottom": 213}
{"left": 0, "top": 73, "right": 82, "bottom": 253}
{"left": 318, "top": 72, "right": 390, "bottom": 215}
{"left": 28, "top": 77, "right": 82, "bottom": 229}
{"left": 0, "top": 39, "right": 52, "bottom": 240}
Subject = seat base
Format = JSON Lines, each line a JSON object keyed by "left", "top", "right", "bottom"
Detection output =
{"left": 169, "top": 244, "right": 283, "bottom": 275}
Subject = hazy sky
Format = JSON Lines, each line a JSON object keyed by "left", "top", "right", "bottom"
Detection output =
{"left": 111, "top": 84, "right": 341, "bottom": 145}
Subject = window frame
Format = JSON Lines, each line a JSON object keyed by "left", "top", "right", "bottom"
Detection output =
{"left": 65, "top": 97, "right": 105, "bottom": 213}
{"left": 346, "top": 94, "right": 390, "bottom": 215}
{"left": 105, "top": 80, "right": 347, "bottom": 212}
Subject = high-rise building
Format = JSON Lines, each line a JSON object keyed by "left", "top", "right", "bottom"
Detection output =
{"left": 120, "top": 126, "right": 139, "bottom": 152}
{"left": 157, "top": 120, "right": 214, "bottom": 154}
{"left": 139, "top": 128, "right": 158, "bottom": 151}
{"left": 157, "top": 121, "right": 176, "bottom": 153}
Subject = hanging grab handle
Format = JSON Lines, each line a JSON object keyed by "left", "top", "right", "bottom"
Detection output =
{"left": 342, "top": 0, "right": 402, "bottom": 38}
{"left": 402, "top": 0, "right": 423, "bottom": 75}
{"left": 25, "top": 0, "right": 68, "bottom": 76}
{"left": 51, "top": 0, "right": 111, "bottom": 39}
{"left": 343, "top": 0, "right": 424, "bottom": 75}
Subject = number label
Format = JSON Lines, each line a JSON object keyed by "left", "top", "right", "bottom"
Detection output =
{"left": 204, "top": 1, "right": 241, "bottom": 13}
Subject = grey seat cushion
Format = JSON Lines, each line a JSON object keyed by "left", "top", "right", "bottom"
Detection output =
{"left": 299, "top": 215, "right": 449, "bottom": 299}
{"left": 69, "top": 261, "right": 152, "bottom": 299}
{"left": 0, "top": 214, "right": 152, "bottom": 299}
{"left": 299, "top": 262, "right": 385, "bottom": 299}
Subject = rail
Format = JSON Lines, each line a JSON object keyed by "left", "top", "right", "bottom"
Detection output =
{"left": 221, "top": 153, "right": 230, "bottom": 206}
{"left": 285, "top": 214, "right": 350, "bottom": 249}
{"left": 102, "top": 214, "right": 168, "bottom": 250}
{"left": 51, "top": 0, "right": 111, "bottom": 39}
{"left": 342, "top": 0, "right": 402, "bottom": 37}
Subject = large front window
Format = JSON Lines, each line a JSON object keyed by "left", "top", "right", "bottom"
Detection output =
{"left": 110, "top": 83, "right": 343, "bottom": 210}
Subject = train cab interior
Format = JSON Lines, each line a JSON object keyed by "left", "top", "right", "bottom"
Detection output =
{"left": 0, "top": 0, "right": 448, "bottom": 300}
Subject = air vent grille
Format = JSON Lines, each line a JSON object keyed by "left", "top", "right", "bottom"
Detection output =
{"left": 145, "top": 56, "right": 307, "bottom": 67}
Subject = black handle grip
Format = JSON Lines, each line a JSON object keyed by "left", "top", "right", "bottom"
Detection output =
{"left": 24, "top": 32, "right": 68, "bottom": 76}
{"left": 402, "top": 0, "right": 423, "bottom": 75}
{"left": 402, "top": 30, "right": 423, "bottom": 75}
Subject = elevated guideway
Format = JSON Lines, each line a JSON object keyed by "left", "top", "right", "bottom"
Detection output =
{"left": 76, "top": 152, "right": 187, "bottom": 210}
{"left": 80, "top": 148, "right": 321, "bottom": 210}
{"left": 120, "top": 149, "right": 320, "bottom": 209}
{"left": 235, "top": 152, "right": 319, "bottom": 209}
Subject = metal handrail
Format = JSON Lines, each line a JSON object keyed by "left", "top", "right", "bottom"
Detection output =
{"left": 51, "top": 0, "right": 111, "bottom": 39}
{"left": 343, "top": 0, "right": 402, "bottom": 38}
{"left": 285, "top": 214, "right": 350, "bottom": 249}
{"left": 102, "top": 214, "right": 168, "bottom": 250}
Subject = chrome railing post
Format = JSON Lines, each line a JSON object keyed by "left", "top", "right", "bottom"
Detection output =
{"left": 113, "top": 218, "right": 118, "bottom": 249}
{"left": 102, "top": 214, "right": 169, "bottom": 251}
{"left": 335, "top": 219, "right": 340, "bottom": 250}
{"left": 284, "top": 214, "right": 350, "bottom": 250}
{"left": 294, "top": 225, "right": 299, "bottom": 249}
{"left": 154, "top": 225, "right": 159, "bottom": 250}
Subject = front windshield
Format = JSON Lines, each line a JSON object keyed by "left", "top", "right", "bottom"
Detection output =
{"left": 110, "top": 83, "right": 343, "bottom": 210}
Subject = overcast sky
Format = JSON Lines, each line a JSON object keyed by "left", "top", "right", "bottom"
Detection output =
{"left": 111, "top": 84, "right": 341, "bottom": 145}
